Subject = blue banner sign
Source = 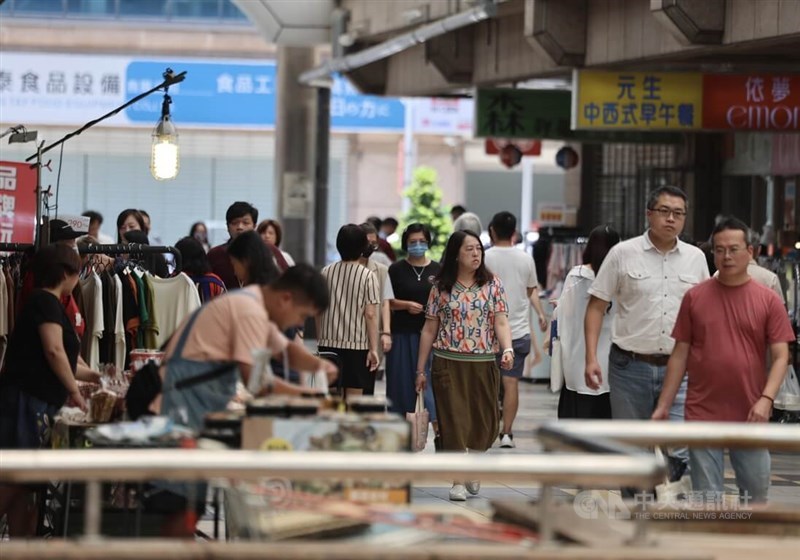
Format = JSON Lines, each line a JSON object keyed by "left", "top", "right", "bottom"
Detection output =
{"left": 125, "top": 61, "right": 404, "bottom": 131}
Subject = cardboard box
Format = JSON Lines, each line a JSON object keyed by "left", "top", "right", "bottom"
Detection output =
{"left": 241, "top": 413, "right": 411, "bottom": 504}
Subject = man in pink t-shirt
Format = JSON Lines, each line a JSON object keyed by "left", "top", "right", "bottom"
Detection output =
{"left": 653, "top": 218, "right": 794, "bottom": 503}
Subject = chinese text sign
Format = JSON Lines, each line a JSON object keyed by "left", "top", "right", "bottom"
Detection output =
{"left": 703, "top": 75, "right": 800, "bottom": 131}
{"left": 573, "top": 71, "right": 703, "bottom": 130}
{"left": 0, "top": 162, "right": 38, "bottom": 244}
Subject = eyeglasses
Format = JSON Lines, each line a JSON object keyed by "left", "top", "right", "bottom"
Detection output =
{"left": 713, "top": 246, "right": 745, "bottom": 257}
{"left": 649, "top": 207, "right": 687, "bottom": 219}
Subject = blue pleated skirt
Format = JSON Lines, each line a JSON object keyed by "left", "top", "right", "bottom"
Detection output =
{"left": 385, "top": 331, "right": 437, "bottom": 422}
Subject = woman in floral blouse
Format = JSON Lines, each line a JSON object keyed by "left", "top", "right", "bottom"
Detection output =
{"left": 416, "top": 229, "right": 513, "bottom": 501}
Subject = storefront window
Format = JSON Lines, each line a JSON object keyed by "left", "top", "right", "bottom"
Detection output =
{"left": 118, "top": 0, "right": 168, "bottom": 17}
{"left": 172, "top": 0, "right": 220, "bottom": 19}
{"left": 66, "top": 0, "right": 116, "bottom": 17}
{"left": 12, "top": 0, "right": 65, "bottom": 13}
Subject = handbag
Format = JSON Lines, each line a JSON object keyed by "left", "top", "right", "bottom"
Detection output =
{"left": 406, "top": 391, "right": 429, "bottom": 452}
{"left": 549, "top": 318, "right": 564, "bottom": 393}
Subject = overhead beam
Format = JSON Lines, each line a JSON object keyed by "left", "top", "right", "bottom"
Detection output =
{"left": 425, "top": 27, "right": 475, "bottom": 84}
{"left": 345, "top": 57, "right": 389, "bottom": 95}
{"left": 524, "top": 0, "right": 587, "bottom": 66}
{"left": 650, "top": 0, "right": 725, "bottom": 45}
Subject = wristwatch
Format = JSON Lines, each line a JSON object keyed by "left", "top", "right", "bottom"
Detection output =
{"left": 502, "top": 348, "right": 514, "bottom": 357}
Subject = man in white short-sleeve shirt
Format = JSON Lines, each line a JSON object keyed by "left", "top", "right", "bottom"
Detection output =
{"left": 584, "top": 186, "right": 709, "bottom": 472}
{"left": 485, "top": 212, "right": 548, "bottom": 449}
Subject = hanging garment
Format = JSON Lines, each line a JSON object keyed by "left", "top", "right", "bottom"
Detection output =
{"left": 79, "top": 271, "right": 104, "bottom": 370}
{"left": 142, "top": 274, "right": 159, "bottom": 349}
{"left": 112, "top": 273, "right": 126, "bottom": 372}
{"left": 149, "top": 274, "right": 202, "bottom": 348}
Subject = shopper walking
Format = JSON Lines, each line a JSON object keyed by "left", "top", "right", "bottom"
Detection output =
{"left": 584, "top": 186, "right": 709, "bottom": 477}
{"left": 386, "top": 223, "right": 441, "bottom": 437}
{"left": 553, "top": 225, "right": 620, "bottom": 419}
{"left": 484, "top": 211, "right": 547, "bottom": 448}
{"left": 317, "top": 224, "right": 380, "bottom": 397}
{"left": 416, "top": 230, "right": 513, "bottom": 501}
{"left": 653, "top": 217, "right": 793, "bottom": 503}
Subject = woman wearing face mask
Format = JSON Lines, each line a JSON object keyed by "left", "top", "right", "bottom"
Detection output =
{"left": 386, "top": 224, "right": 441, "bottom": 442}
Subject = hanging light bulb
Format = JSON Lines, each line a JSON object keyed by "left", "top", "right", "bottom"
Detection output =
{"left": 151, "top": 92, "right": 179, "bottom": 180}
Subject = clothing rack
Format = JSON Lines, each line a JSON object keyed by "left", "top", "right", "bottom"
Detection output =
{"left": 0, "top": 243, "right": 35, "bottom": 253}
{"left": 78, "top": 244, "right": 182, "bottom": 276}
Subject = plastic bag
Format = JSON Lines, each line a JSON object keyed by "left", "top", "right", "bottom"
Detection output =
{"left": 775, "top": 364, "right": 800, "bottom": 409}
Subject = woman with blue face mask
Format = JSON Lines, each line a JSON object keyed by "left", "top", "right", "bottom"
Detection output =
{"left": 386, "top": 223, "right": 442, "bottom": 447}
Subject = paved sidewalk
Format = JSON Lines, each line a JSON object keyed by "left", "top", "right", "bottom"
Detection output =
{"left": 399, "top": 379, "right": 800, "bottom": 516}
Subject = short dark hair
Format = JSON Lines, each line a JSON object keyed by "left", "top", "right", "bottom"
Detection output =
{"left": 226, "top": 201, "right": 258, "bottom": 225}
{"left": 451, "top": 204, "right": 466, "bottom": 218}
{"left": 711, "top": 216, "right": 751, "bottom": 248}
{"left": 489, "top": 211, "right": 516, "bottom": 241}
{"left": 436, "top": 230, "right": 491, "bottom": 293}
{"left": 228, "top": 230, "right": 280, "bottom": 285}
{"left": 336, "top": 224, "right": 368, "bottom": 261}
{"left": 33, "top": 244, "right": 81, "bottom": 289}
{"left": 646, "top": 186, "right": 688, "bottom": 211}
{"left": 175, "top": 236, "right": 210, "bottom": 275}
{"left": 116, "top": 209, "right": 146, "bottom": 243}
{"left": 359, "top": 222, "right": 378, "bottom": 237}
{"left": 272, "top": 263, "right": 330, "bottom": 312}
{"left": 401, "top": 222, "right": 432, "bottom": 251}
{"left": 256, "top": 219, "right": 283, "bottom": 247}
{"left": 382, "top": 217, "right": 398, "bottom": 229}
{"left": 365, "top": 216, "right": 382, "bottom": 232}
{"left": 82, "top": 210, "right": 103, "bottom": 225}
{"left": 583, "top": 225, "right": 621, "bottom": 274}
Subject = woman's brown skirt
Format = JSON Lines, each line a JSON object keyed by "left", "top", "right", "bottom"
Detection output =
{"left": 430, "top": 355, "right": 500, "bottom": 452}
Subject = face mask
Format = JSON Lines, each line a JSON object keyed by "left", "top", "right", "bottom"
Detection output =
{"left": 378, "top": 231, "right": 387, "bottom": 240}
{"left": 362, "top": 244, "right": 378, "bottom": 258}
{"left": 407, "top": 243, "right": 428, "bottom": 257}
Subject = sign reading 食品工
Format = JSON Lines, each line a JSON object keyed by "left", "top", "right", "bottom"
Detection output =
{"left": 572, "top": 70, "right": 703, "bottom": 130}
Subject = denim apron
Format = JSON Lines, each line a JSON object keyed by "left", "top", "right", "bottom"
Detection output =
{"left": 151, "top": 290, "right": 257, "bottom": 507}
{"left": 159, "top": 297, "right": 249, "bottom": 432}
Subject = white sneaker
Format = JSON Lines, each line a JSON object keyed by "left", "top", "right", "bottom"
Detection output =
{"left": 465, "top": 480, "right": 480, "bottom": 495}
{"left": 499, "top": 433, "right": 515, "bottom": 448}
{"left": 449, "top": 483, "right": 467, "bottom": 501}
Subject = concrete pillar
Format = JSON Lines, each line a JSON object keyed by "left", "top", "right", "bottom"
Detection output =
{"left": 275, "top": 46, "right": 316, "bottom": 263}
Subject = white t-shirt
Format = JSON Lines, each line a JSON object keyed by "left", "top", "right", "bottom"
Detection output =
{"left": 553, "top": 265, "right": 613, "bottom": 394}
{"left": 149, "top": 274, "right": 202, "bottom": 347}
{"left": 485, "top": 246, "right": 538, "bottom": 340}
{"left": 588, "top": 231, "right": 709, "bottom": 355}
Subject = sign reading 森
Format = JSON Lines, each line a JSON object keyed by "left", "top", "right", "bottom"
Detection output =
{"left": 476, "top": 89, "right": 572, "bottom": 139}
{"left": 703, "top": 75, "right": 800, "bottom": 131}
{"left": 0, "top": 161, "right": 38, "bottom": 244}
{"left": 573, "top": 70, "right": 703, "bottom": 130}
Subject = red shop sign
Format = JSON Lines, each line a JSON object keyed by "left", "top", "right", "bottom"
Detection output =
{"left": 703, "top": 74, "right": 800, "bottom": 131}
{"left": 0, "top": 161, "right": 38, "bottom": 244}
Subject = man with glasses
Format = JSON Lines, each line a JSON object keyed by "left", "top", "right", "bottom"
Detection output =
{"left": 652, "top": 217, "right": 792, "bottom": 503}
{"left": 584, "top": 186, "right": 709, "bottom": 482}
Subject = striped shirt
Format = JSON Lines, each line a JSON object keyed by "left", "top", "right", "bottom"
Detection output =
{"left": 318, "top": 261, "right": 380, "bottom": 350}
